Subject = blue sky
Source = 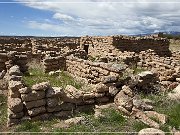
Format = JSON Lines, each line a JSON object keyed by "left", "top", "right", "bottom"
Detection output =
{"left": 0, "top": 0, "right": 180, "bottom": 36}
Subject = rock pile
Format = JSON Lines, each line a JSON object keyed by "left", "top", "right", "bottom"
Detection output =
{"left": 114, "top": 85, "right": 167, "bottom": 128}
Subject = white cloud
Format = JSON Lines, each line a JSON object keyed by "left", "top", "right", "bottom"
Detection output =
{"left": 53, "top": 13, "right": 75, "bottom": 21}
{"left": 16, "top": 0, "right": 180, "bottom": 35}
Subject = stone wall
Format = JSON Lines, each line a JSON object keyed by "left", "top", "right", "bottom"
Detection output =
{"left": 0, "top": 52, "right": 28, "bottom": 73}
{"left": 43, "top": 55, "right": 66, "bottom": 73}
{"left": 66, "top": 56, "right": 127, "bottom": 84}
{"left": 7, "top": 65, "right": 118, "bottom": 126}
{"left": 32, "top": 37, "right": 80, "bottom": 55}
{"left": 0, "top": 37, "right": 32, "bottom": 54}
{"left": 137, "top": 49, "right": 180, "bottom": 82}
{"left": 80, "top": 35, "right": 171, "bottom": 57}
{"left": 42, "top": 49, "right": 87, "bottom": 73}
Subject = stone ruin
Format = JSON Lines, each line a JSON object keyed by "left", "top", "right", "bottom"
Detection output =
{"left": 0, "top": 35, "right": 179, "bottom": 129}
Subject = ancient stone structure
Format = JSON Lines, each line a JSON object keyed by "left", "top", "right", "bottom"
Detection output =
{"left": 0, "top": 37, "right": 32, "bottom": 54}
{"left": 80, "top": 35, "right": 171, "bottom": 57}
{"left": 7, "top": 65, "right": 118, "bottom": 126}
{"left": 0, "top": 34, "right": 179, "bottom": 130}
{"left": 66, "top": 56, "right": 127, "bottom": 84}
{"left": 0, "top": 52, "right": 28, "bottom": 73}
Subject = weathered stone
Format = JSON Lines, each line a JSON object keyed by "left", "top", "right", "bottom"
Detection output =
{"left": 83, "top": 92, "right": 95, "bottom": 100}
{"left": 114, "top": 90, "right": 133, "bottom": 111}
{"left": 7, "top": 118, "right": 19, "bottom": 127}
{"left": 168, "top": 84, "right": 180, "bottom": 100}
{"left": 8, "top": 65, "right": 22, "bottom": 76}
{"left": 102, "top": 76, "right": 118, "bottom": 83}
{"left": 24, "top": 99, "right": 46, "bottom": 109}
{"left": 8, "top": 81, "right": 23, "bottom": 92}
{"left": 31, "top": 82, "right": 50, "bottom": 91}
{"left": 31, "top": 113, "right": 51, "bottom": 121}
{"left": 8, "top": 98, "right": 23, "bottom": 113}
{"left": 28, "top": 106, "right": 46, "bottom": 116}
{"left": 109, "top": 86, "right": 119, "bottom": 96}
{"left": 8, "top": 109, "right": 24, "bottom": 119}
{"left": 95, "top": 96, "right": 109, "bottom": 103}
{"left": 0, "top": 70, "right": 6, "bottom": 79}
{"left": 64, "top": 116, "right": 85, "bottom": 125}
{"left": 94, "top": 92, "right": 105, "bottom": 98}
{"left": 144, "top": 111, "right": 167, "bottom": 125}
{"left": 65, "top": 85, "right": 84, "bottom": 99}
{"left": 94, "top": 83, "right": 109, "bottom": 93}
{"left": 19, "top": 87, "right": 31, "bottom": 94}
{"left": 59, "top": 102, "right": 75, "bottom": 111}
{"left": 21, "top": 91, "right": 45, "bottom": 102}
{"left": 47, "top": 97, "right": 59, "bottom": 108}
{"left": 138, "top": 128, "right": 165, "bottom": 135}
{"left": 133, "top": 97, "right": 154, "bottom": 111}
{"left": 46, "top": 87, "right": 63, "bottom": 98}
{"left": 8, "top": 89, "right": 20, "bottom": 98}
{"left": 8, "top": 75, "right": 22, "bottom": 81}
{"left": 132, "top": 108, "right": 160, "bottom": 129}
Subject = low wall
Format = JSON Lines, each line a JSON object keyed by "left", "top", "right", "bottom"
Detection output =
{"left": 43, "top": 56, "right": 66, "bottom": 73}
{"left": 0, "top": 52, "right": 28, "bottom": 73}
{"left": 7, "top": 66, "right": 118, "bottom": 126}
{"left": 137, "top": 50, "right": 180, "bottom": 81}
{"left": 66, "top": 56, "right": 127, "bottom": 84}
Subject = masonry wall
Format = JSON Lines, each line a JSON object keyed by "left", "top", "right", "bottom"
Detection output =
{"left": 0, "top": 52, "right": 28, "bottom": 73}
{"left": 80, "top": 36, "right": 171, "bottom": 57}
{"left": 0, "top": 37, "right": 32, "bottom": 54}
{"left": 137, "top": 50, "right": 180, "bottom": 81}
{"left": 66, "top": 56, "right": 126, "bottom": 84}
{"left": 32, "top": 37, "right": 80, "bottom": 55}
{"left": 7, "top": 65, "right": 118, "bottom": 126}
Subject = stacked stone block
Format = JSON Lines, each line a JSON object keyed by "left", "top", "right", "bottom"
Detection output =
{"left": 7, "top": 65, "right": 24, "bottom": 126}
{"left": 43, "top": 55, "right": 66, "bottom": 73}
{"left": 0, "top": 37, "right": 32, "bottom": 54}
{"left": 137, "top": 49, "right": 180, "bottom": 82}
{"left": 6, "top": 65, "right": 123, "bottom": 126}
{"left": 66, "top": 56, "right": 127, "bottom": 84}
{"left": 80, "top": 35, "right": 170, "bottom": 57}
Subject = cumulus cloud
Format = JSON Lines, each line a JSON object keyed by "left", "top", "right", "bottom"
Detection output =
{"left": 15, "top": 0, "right": 180, "bottom": 35}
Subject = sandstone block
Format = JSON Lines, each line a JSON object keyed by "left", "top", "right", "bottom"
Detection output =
{"left": 21, "top": 91, "right": 45, "bottom": 102}
{"left": 24, "top": 99, "right": 46, "bottom": 109}
{"left": 31, "top": 82, "right": 50, "bottom": 91}
{"left": 8, "top": 81, "right": 23, "bottom": 92}
{"left": 28, "top": 106, "right": 46, "bottom": 117}
{"left": 8, "top": 98, "right": 23, "bottom": 113}
{"left": 46, "top": 87, "right": 63, "bottom": 98}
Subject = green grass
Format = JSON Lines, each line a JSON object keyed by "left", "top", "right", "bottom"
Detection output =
{"left": 0, "top": 95, "right": 7, "bottom": 132}
{"left": 139, "top": 93, "right": 180, "bottom": 130}
{"left": 52, "top": 108, "right": 127, "bottom": 133}
{"left": 23, "top": 67, "right": 83, "bottom": 89}
{"left": 132, "top": 121, "right": 149, "bottom": 132}
{"left": 132, "top": 66, "right": 146, "bottom": 75}
{"left": 15, "top": 121, "right": 41, "bottom": 132}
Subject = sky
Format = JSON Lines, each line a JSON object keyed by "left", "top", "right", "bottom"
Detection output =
{"left": 0, "top": 0, "right": 180, "bottom": 36}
